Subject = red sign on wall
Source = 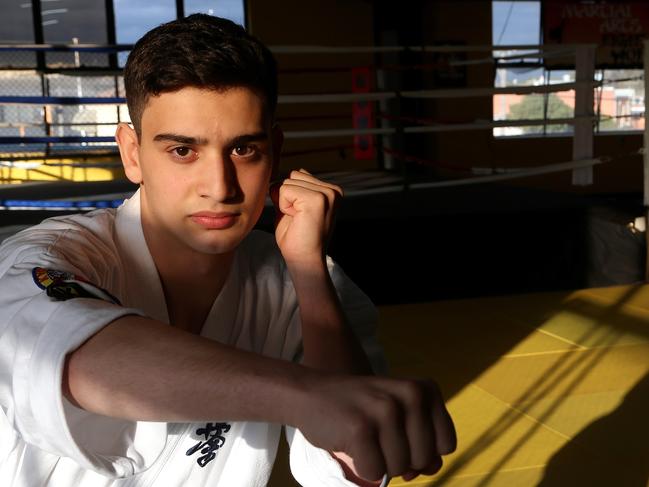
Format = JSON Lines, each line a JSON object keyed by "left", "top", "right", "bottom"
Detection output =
{"left": 543, "top": 1, "right": 649, "bottom": 67}
{"left": 351, "top": 67, "right": 375, "bottom": 160}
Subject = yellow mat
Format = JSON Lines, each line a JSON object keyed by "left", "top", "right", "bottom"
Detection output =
{"left": 269, "top": 284, "right": 649, "bottom": 486}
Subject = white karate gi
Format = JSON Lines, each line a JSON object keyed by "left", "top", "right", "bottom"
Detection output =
{"left": 0, "top": 190, "right": 385, "bottom": 486}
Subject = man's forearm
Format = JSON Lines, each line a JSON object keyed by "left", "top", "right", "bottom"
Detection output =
{"left": 64, "top": 315, "right": 309, "bottom": 424}
{"left": 288, "top": 261, "right": 385, "bottom": 485}
{"left": 288, "top": 261, "right": 373, "bottom": 375}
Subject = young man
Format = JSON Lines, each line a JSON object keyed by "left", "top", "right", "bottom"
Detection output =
{"left": 0, "top": 14, "right": 455, "bottom": 487}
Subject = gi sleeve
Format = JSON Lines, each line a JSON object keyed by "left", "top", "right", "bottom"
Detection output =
{"left": 0, "top": 257, "right": 167, "bottom": 478}
{"left": 286, "top": 256, "right": 389, "bottom": 486}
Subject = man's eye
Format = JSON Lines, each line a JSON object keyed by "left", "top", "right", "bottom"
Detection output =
{"left": 233, "top": 145, "right": 255, "bottom": 157}
{"left": 171, "top": 146, "right": 195, "bottom": 159}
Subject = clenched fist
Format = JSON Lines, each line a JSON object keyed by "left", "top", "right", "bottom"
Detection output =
{"left": 270, "top": 169, "right": 342, "bottom": 268}
{"left": 293, "top": 372, "right": 457, "bottom": 484}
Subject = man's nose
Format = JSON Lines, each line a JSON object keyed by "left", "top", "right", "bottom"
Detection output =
{"left": 198, "top": 154, "right": 238, "bottom": 202}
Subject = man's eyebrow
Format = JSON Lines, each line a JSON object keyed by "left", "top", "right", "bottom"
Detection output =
{"left": 226, "top": 132, "right": 269, "bottom": 147}
{"left": 152, "top": 132, "right": 269, "bottom": 146}
{"left": 153, "top": 133, "right": 209, "bottom": 145}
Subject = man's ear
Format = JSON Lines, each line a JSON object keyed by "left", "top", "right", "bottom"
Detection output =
{"left": 115, "top": 122, "right": 143, "bottom": 185}
{"left": 270, "top": 123, "right": 284, "bottom": 181}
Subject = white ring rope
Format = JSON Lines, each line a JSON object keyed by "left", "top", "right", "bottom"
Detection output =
{"left": 278, "top": 81, "right": 600, "bottom": 104}
{"left": 450, "top": 48, "right": 578, "bottom": 67}
{"left": 283, "top": 116, "right": 595, "bottom": 139}
{"left": 414, "top": 158, "right": 606, "bottom": 188}
{"left": 342, "top": 158, "right": 606, "bottom": 197}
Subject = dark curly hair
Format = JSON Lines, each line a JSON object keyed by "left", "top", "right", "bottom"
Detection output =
{"left": 124, "top": 14, "right": 278, "bottom": 137}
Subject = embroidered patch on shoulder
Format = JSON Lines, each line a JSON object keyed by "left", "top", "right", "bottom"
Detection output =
{"left": 32, "top": 267, "right": 77, "bottom": 290}
{"left": 31, "top": 267, "right": 121, "bottom": 305}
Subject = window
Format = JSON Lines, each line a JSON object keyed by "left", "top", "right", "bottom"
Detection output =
{"left": 41, "top": 0, "right": 110, "bottom": 68}
{"left": 492, "top": 1, "right": 573, "bottom": 136}
{"left": 595, "top": 69, "right": 645, "bottom": 132}
{"left": 114, "top": 0, "right": 177, "bottom": 66}
{"left": 114, "top": 0, "right": 246, "bottom": 66}
{"left": 491, "top": 0, "right": 644, "bottom": 136}
{"left": 0, "top": 0, "right": 36, "bottom": 67}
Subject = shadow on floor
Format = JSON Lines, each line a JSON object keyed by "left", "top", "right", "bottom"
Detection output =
{"left": 537, "top": 372, "right": 649, "bottom": 487}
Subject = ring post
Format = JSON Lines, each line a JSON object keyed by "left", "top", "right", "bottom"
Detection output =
{"left": 572, "top": 45, "right": 596, "bottom": 186}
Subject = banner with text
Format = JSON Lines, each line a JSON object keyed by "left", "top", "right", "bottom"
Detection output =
{"left": 543, "top": 1, "right": 649, "bottom": 68}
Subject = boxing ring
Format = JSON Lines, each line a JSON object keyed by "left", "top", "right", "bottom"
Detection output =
{"left": 1, "top": 41, "right": 648, "bottom": 486}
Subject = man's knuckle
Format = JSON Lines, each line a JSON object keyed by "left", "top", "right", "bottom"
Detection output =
{"left": 402, "top": 380, "right": 425, "bottom": 408}
{"left": 349, "top": 415, "right": 374, "bottom": 441}
{"left": 375, "top": 396, "right": 401, "bottom": 423}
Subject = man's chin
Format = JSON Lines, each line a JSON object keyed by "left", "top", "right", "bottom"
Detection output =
{"left": 186, "top": 235, "right": 241, "bottom": 256}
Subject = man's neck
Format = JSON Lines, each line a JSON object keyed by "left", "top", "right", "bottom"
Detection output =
{"left": 157, "top": 253, "right": 234, "bottom": 334}
{"left": 141, "top": 219, "right": 235, "bottom": 332}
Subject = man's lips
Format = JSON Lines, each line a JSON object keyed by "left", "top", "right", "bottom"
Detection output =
{"left": 189, "top": 211, "right": 240, "bottom": 229}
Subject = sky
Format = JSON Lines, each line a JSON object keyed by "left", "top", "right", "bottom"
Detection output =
{"left": 492, "top": 1, "right": 541, "bottom": 46}
{"left": 114, "top": 0, "right": 244, "bottom": 43}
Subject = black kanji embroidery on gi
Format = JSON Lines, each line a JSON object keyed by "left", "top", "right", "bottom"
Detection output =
{"left": 186, "top": 422, "right": 231, "bottom": 467}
